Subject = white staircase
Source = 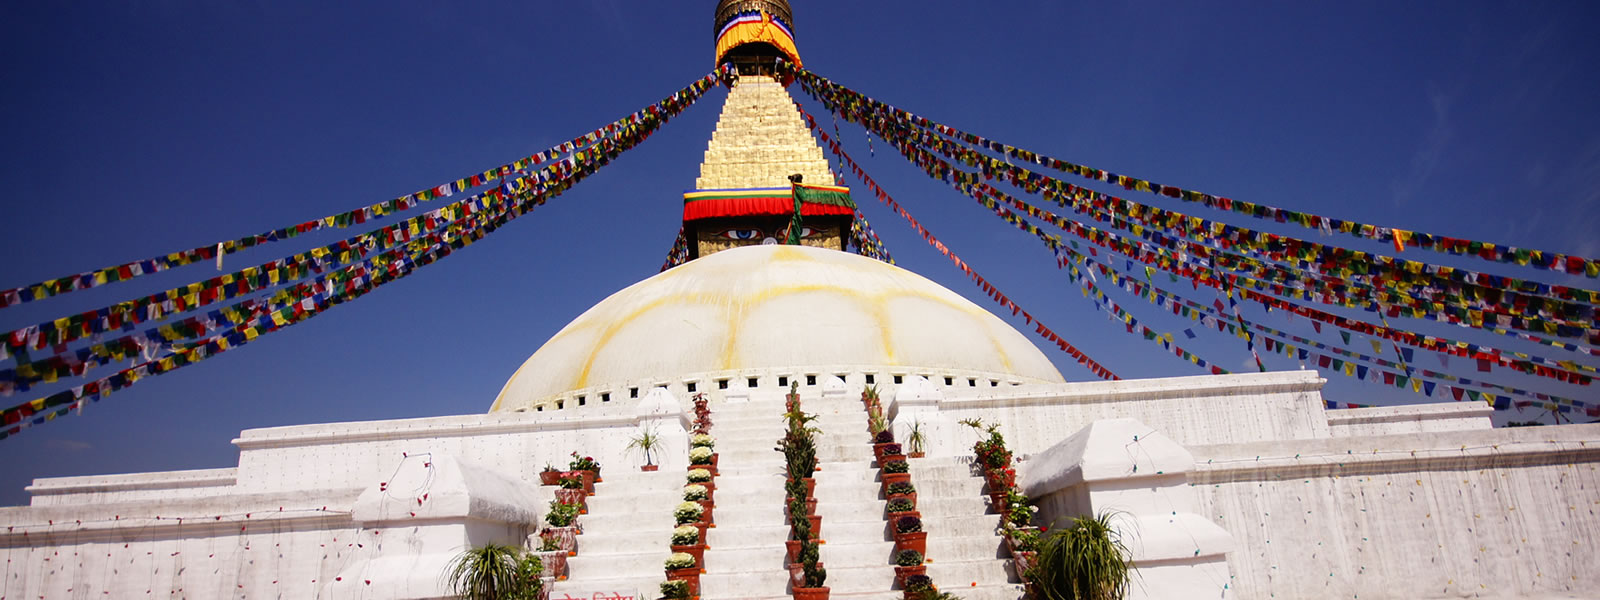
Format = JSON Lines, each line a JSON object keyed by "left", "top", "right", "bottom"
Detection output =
{"left": 553, "top": 388, "right": 1025, "bottom": 599}
{"left": 548, "top": 468, "right": 681, "bottom": 596}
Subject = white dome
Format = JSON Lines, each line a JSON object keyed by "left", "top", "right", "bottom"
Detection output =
{"left": 490, "top": 245, "right": 1064, "bottom": 411}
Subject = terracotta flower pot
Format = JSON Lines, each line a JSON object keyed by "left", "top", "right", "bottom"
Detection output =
{"left": 788, "top": 563, "right": 824, "bottom": 591}
{"left": 907, "top": 452, "right": 925, "bottom": 459}
{"left": 541, "top": 526, "right": 578, "bottom": 556}
{"left": 786, "top": 540, "right": 803, "bottom": 564}
{"left": 555, "top": 488, "right": 588, "bottom": 514}
{"left": 671, "top": 544, "right": 706, "bottom": 567}
{"left": 880, "top": 472, "right": 911, "bottom": 490}
{"left": 793, "top": 586, "right": 830, "bottom": 600}
{"left": 698, "top": 499, "right": 715, "bottom": 526}
{"left": 539, "top": 471, "right": 562, "bottom": 486}
{"left": 690, "top": 453, "right": 719, "bottom": 475}
{"left": 886, "top": 510, "right": 921, "bottom": 524}
{"left": 665, "top": 567, "right": 700, "bottom": 596}
{"left": 1005, "top": 526, "right": 1039, "bottom": 556}
{"left": 564, "top": 470, "right": 596, "bottom": 495}
{"left": 685, "top": 520, "right": 707, "bottom": 540}
{"left": 879, "top": 454, "right": 906, "bottom": 467}
{"left": 989, "top": 492, "right": 1009, "bottom": 513}
{"left": 1013, "top": 550, "right": 1038, "bottom": 582}
{"left": 893, "top": 531, "right": 927, "bottom": 556}
{"left": 641, "top": 464, "right": 659, "bottom": 472}
{"left": 787, "top": 477, "right": 816, "bottom": 501}
{"left": 533, "top": 550, "right": 567, "bottom": 580}
{"left": 887, "top": 492, "right": 917, "bottom": 508}
{"left": 893, "top": 565, "right": 927, "bottom": 588}
{"left": 873, "top": 443, "right": 896, "bottom": 462}
{"left": 790, "top": 514, "right": 821, "bottom": 538}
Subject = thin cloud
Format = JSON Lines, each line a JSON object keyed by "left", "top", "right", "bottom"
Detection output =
{"left": 45, "top": 439, "right": 92, "bottom": 452}
{"left": 1391, "top": 87, "right": 1454, "bottom": 208}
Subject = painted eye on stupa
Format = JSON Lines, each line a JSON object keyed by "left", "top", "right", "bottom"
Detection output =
{"left": 799, "top": 226, "right": 819, "bottom": 238}
{"left": 717, "top": 228, "right": 763, "bottom": 240}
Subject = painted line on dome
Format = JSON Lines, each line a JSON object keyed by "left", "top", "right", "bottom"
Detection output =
{"left": 498, "top": 251, "right": 1051, "bottom": 408}
{"left": 494, "top": 290, "right": 728, "bottom": 410}
{"left": 719, "top": 282, "right": 896, "bottom": 370}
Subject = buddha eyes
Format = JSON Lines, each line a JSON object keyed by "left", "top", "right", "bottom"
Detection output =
{"left": 717, "top": 228, "right": 763, "bottom": 240}
{"left": 715, "top": 226, "right": 821, "bottom": 241}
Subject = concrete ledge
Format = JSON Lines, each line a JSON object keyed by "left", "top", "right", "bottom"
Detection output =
{"left": 941, "top": 370, "right": 1324, "bottom": 409}
{"left": 1190, "top": 423, "right": 1600, "bottom": 483}
{"left": 232, "top": 411, "right": 637, "bottom": 450}
{"left": 26, "top": 467, "right": 236, "bottom": 496}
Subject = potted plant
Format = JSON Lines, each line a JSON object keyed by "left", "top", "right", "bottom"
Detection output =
{"left": 670, "top": 524, "right": 705, "bottom": 567}
{"left": 869, "top": 410, "right": 889, "bottom": 436}
{"left": 901, "top": 574, "right": 934, "bottom": 600}
{"left": 691, "top": 433, "right": 715, "bottom": 450}
{"left": 1005, "top": 490, "right": 1036, "bottom": 529}
{"left": 444, "top": 542, "right": 545, "bottom": 600}
{"left": 788, "top": 539, "right": 820, "bottom": 586}
{"left": 684, "top": 483, "right": 710, "bottom": 504}
{"left": 532, "top": 534, "right": 567, "bottom": 580}
{"left": 568, "top": 451, "right": 602, "bottom": 484}
{"left": 893, "top": 549, "right": 926, "bottom": 587}
{"left": 675, "top": 501, "right": 704, "bottom": 527}
{"left": 555, "top": 475, "right": 587, "bottom": 513}
{"left": 881, "top": 459, "right": 911, "bottom": 489}
{"left": 793, "top": 562, "right": 828, "bottom": 599}
{"left": 539, "top": 464, "right": 563, "bottom": 486}
{"left": 1029, "top": 512, "right": 1133, "bottom": 600}
{"left": 542, "top": 501, "right": 582, "bottom": 556}
{"left": 893, "top": 515, "right": 927, "bottom": 556}
{"left": 663, "top": 552, "right": 700, "bottom": 596}
{"left": 687, "top": 468, "right": 713, "bottom": 485}
{"left": 960, "top": 418, "right": 1011, "bottom": 471}
{"left": 872, "top": 432, "right": 897, "bottom": 461}
{"left": 1005, "top": 525, "right": 1041, "bottom": 586}
{"left": 885, "top": 498, "right": 919, "bottom": 522}
{"left": 659, "top": 579, "right": 690, "bottom": 600}
{"left": 886, "top": 481, "right": 917, "bottom": 507}
{"left": 689, "top": 446, "right": 718, "bottom": 475}
{"left": 626, "top": 425, "right": 663, "bottom": 472}
{"left": 906, "top": 420, "right": 927, "bottom": 458}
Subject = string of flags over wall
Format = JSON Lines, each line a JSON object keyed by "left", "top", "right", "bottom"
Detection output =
{"left": 788, "top": 64, "right": 1598, "bottom": 417}
{"left": 0, "top": 68, "right": 731, "bottom": 440}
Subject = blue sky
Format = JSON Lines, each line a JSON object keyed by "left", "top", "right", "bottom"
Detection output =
{"left": 1, "top": 1, "right": 1596, "bottom": 505}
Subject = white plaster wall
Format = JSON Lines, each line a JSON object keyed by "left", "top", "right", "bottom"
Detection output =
{"left": 1190, "top": 424, "right": 1600, "bottom": 600}
{"left": 0, "top": 489, "right": 361, "bottom": 599}
{"left": 928, "top": 371, "right": 1330, "bottom": 458}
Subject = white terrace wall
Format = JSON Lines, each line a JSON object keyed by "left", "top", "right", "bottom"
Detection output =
{"left": 0, "top": 391, "right": 692, "bottom": 599}
{"left": 0, "top": 488, "right": 363, "bottom": 599}
{"left": 891, "top": 371, "right": 1332, "bottom": 460}
{"left": 1189, "top": 423, "right": 1600, "bottom": 600}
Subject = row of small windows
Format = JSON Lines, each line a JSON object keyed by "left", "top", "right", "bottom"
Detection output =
{"left": 529, "top": 374, "right": 1013, "bottom": 411}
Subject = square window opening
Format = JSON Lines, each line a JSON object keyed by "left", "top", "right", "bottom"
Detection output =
{"left": 748, "top": 377, "right": 759, "bottom": 388}
{"left": 806, "top": 375, "right": 817, "bottom": 386}
{"left": 893, "top": 375, "right": 904, "bottom": 384}
{"left": 778, "top": 376, "right": 789, "bottom": 387}
{"left": 687, "top": 382, "right": 698, "bottom": 393}
{"left": 864, "top": 374, "right": 875, "bottom": 385}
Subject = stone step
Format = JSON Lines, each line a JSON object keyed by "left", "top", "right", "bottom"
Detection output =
{"left": 566, "top": 549, "right": 670, "bottom": 578}
{"left": 815, "top": 498, "right": 997, "bottom": 530}
{"left": 550, "top": 574, "right": 663, "bottom": 599}
{"left": 575, "top": 510, "right": 678, "bottom": 533}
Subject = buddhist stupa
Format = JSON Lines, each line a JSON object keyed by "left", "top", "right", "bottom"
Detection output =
{"left": 2, "top": 3, "right": 1594, "bottom": 600}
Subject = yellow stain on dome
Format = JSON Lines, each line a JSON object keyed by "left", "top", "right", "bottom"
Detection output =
{"left": 494, "top": 247, "right": 1047, "bottom": 411}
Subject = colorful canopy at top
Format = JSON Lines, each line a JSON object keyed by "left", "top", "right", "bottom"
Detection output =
{"left": 715, "top": 9, "right": 801, "bottom": 67}
{"left": 682, "top": 184, "right": 853, "bottom": 221}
